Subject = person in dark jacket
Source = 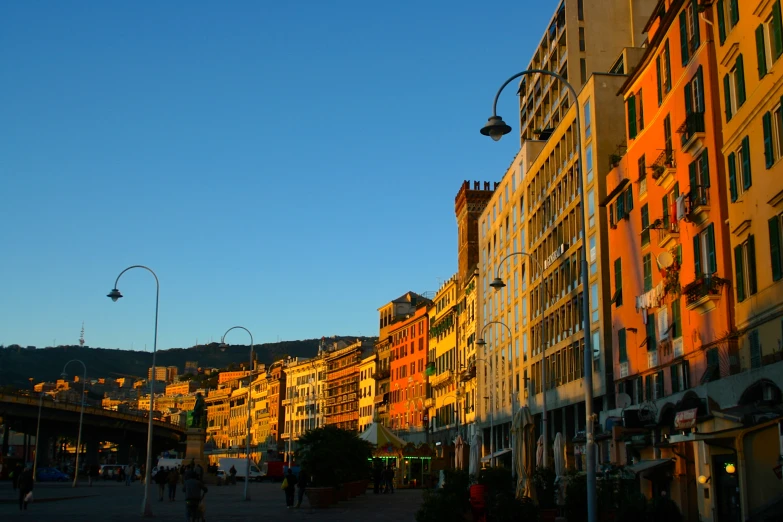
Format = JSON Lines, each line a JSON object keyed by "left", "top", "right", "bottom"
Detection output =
{"left": 373, "top": 463, "right": 382, "bottom": 494}
{"left": 18, "top": 466, "right": 34, "bottom": 511}
{"left": 296, "top": 468, "right": 309, "bottom": 508}
{"left": 283, "top": 468, "right": 298, "bottom": 508}
{"left": 154, "top": 466, "right": 168, "bottom": 501}
{"left": 11, "top": 463, "right": 22, "bottom": 490}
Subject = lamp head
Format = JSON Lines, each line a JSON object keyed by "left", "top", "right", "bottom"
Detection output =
{"left": 697, "top": 475, "right": 710, "bottom": 484}
{"left": 476, "top": 338, "right": 487, "bottom": 346}
{"left": 107, "top": 288, "right": 123, "bottom": 302}
{"left": 219, "top": 342, "right": 228, "bottom": 352}
{"left": 489, "top": 277, "right": 506, "bottom": 290}
{"left": 725, "top": 463, "right": 736, "bottom": 474}
{"left": 60, "top": 372, "right": 67, "bottom": 378}
{"left": 480, "top": 116, "right": 512, "bottom": 142}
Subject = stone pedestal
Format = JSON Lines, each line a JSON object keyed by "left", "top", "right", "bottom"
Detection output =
{"left": 184, "top": 428, "right": 215, "bottom": 484}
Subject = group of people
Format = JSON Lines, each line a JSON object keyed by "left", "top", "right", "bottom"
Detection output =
{"left": 9, "top": 463, "right": 35, "bottom": 511}
{"left": 373, "top": 464, "right": 396, "bottom": 494}
{"left": 281, "top": 467, "right": 309, "bottom": 509}
{"left": 153, "top": 461, "right": 208, "bottom": 521}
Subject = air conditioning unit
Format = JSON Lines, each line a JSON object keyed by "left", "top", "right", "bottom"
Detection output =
{"left": 673, "top": 337, "right": 684, "bottom": 358}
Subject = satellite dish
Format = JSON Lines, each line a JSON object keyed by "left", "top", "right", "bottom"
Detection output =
{"left": 616, "top": 393, "right": 632, "bottom": 409}
{"left": 657, "top": 251, "right": 674, "bottom": 269}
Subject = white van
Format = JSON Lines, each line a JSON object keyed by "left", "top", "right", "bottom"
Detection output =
{"left": 156, "top": 458, "right": 184, "bottom": 472}
{"left": 218, "top": 458, "right": 265, "bottom": 481}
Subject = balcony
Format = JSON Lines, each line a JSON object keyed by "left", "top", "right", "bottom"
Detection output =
{"left": 687, "top": 186, "right": 710, "bottom": 225}
{"left": 372, "top": 368, "right": 390, "bottom": 381}
{"left": 656, "top": 218, "right": 680, "bottom": 249}
{"left": 460, "top": 364, "right": 476, "bottom": 382}
{"left": 652, "top": 149, "right": 677, "bottom": 189}
{"left": 683, "top": 275, "right": 729, "bottom": 315}
{"left": 424, "top": 398, "right": 435, "bottom": 409}
{"left": 678, "top": 112, "right": 706, "bottom": 155}
{"left": 429, "top": 369, "right": 454, "bottom": 390}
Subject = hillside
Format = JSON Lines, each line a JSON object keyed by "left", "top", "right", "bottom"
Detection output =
{"left": 0, "top": 336, "right": 374, "bottom": 387}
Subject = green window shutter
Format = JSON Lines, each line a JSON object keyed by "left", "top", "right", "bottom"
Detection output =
{"left": 671, "top": 365, "right": 680, "bottom": 393}
{"left": 757, "top": 25, "right": 768, "bottom": 78}
{"left": 700, "top": 149, "right": 710, "bottom": 188}
{"left": 643, "top": 254, "right": 652, "bottom": 291}
{"left": 626, "top": 187, "right": 634, "bottom": 212}
{"left": 647, "top": 312, "right": 657, "bottom": 351}
{"left": 645, "top": 375, "right": 653, "bottom": 401}
{"left": 769, "top": 216, "right": 783, "bottom": 281}
{"left": 617, "top": 189, "right": 625, "bottom": 218}
{"left": 774, "top": 0, "right": 783, "bottom": 59}
{"left": 741, "top": 136, "right": 752, "bottom": 189}
{"left": 692, "top": 0, "right": 701, "bottom": 49}
{"left": 736, "top": 55, "right": 746, "bottom": 106}
{"left": 689, "top": 161, "right": 698, "bottom": 200}
{"left": 748, "top": 235, "right": 758, "bottom": 295}
{"left": 693, "top": 233, "right": 702, "bottom": 277}
{"left": 717, "top": 0, "right": 727, "bottom": 44}
{"left": 680, "top": 11, "right": 690, "bottom": 66}
{"left": 656, "top": 56, "right": 663, "bottom": 105}
{"left": 665, "top": 41, "right": 672, "bottom": 91}
{"left": 728, "top": 152, "right": 738, "bottom": 201}
{"left": 618, "top": 329, "right": 627, "bottom": 363}
{"left": 764, "top": 112, "right": 774, "bottom": 168}
{"left": 638, "top": 89, "right": 644, "bottom": 130}
{"left": 696, "top": 67, "right": 705, "bottom": 111}
{"left": 683, "top": 360, "right": 690, "bottom": 389}
{"left": 730, "top": 0, "right": 739, "bottom": 25}
{"left": 627, "top": 96, "right": 637, "bottom": 138}
{"left": 672, "top": 300, "right": 681, "bottom": 339}
{"left": 663, "top": 194, "right": 669, "bottom": 224}
{"left": 657, "top": 370, "right": 665, "bottom": 399}
{"left": 723, "top": 74, "right": 732, "bottom": 121}
{"left": 734, "top": 244, "right": 745, "bottom": 302}
{"left": 684, "top": 82, "right": 693, "bottom": 114}
{"left": 706, "top": 223, "right": 717, "bottom": 274}
{"left": 615, "top": 257, "right": 623, "bottom": 306}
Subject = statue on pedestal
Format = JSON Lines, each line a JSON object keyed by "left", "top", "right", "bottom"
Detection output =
{"left": 190, "top": 392, "right": 205, "bottom": 429}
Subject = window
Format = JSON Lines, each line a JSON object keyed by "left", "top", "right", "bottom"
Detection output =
{"left": 728, "top": 137, "right": 752, "bottom": 200}
{"left": 749, "top": 330, "right": 762, "bottom": 369}
{"left": 734, "top": 235, "right": 758, "bottom": 302}
{"left": 627, "top": 94, "right": 638, "bottom": 139}
{"left": 717, "top": 0, "right": 740, "bottom": 44}
{"left": 672, "top": 299, "right": 682, "bottom": 339}
{"left": 772, "top": 1, "right": 783, "bottom": 60}
{"left": 613, "top": 258, "right": 623, "bottom": 307}
{"left": 680, "top": 0, "right": 701, "bottom": 65}
{"left": 694, "top": 223, "right": 718, "bottom": 277}
{"left": 579, "top": 27, "right": 585, "bottom": 52}
{"left": 763, "top": 106, "right": 783, "bottom": 169}
{"left": 641, "top": 204, "right": 650, "bottom": 246}
{"left": 757, "top": 23, "right": 770, "bottom": 78}
{"left": 769, "top": 214, "right": 783, "bottom": 282}
{"left": 580, "top": 58, "right": 587, "bottom": 84}
{"left": 643, "top": 254, "right": 653, "bottom": 291}
{"left": 723, "top": 55, "right": 746, "bottom": 121}
{"left": 618, "top": 329, "right": 627, "bottom": 363}
{"left": 656, "top": 40, "right": 672, "bottom": 104}
{"left": 588, "top": 188, "right": 595, "bottom": 228}
{"left": 689, "top": 148, "right": 710, "bottom": 204}
{"left": 638, "top": 155, "right": 647, "bottom": 195}
{"left": 646, "top": 311, "right": 657, "bottom": 351}
{"left": 590, "top": 283, "right": 599, "bottom": 323}
{"left": 685, "top": 67, "right": 705, "bottom": 115}
{"left": 584, "top": 99, "right": 592, "bottom": 140}
{"left": 664, "top": 115, "right": 673, "bottom": 156}
{"left": 589, "top": 236, "right": 597, "bottom": 275}
{"left": 586, "top": 145, "right": 593, "bottom": 183}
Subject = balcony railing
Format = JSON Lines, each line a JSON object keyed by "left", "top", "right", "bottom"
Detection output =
{"left": 678, "top": 112, "right": 706, "bottom": 151}
{"left": 688, "top": 185, "right": 710, "bottom": 225}
{"left": 652, "top": 149, "right": 676, "bottom": 187}
{"left": 683, "top": 275, "right": 729, "bottom": 307}
{"left": 656, "top": 217, "right": 680, "bottom": 246}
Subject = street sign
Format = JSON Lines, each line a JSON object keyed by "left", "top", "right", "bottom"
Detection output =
{"left": 674, "top": 408, "right": 698, "bottom": 430}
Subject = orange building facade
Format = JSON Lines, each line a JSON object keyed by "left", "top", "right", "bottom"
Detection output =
{"left": 388, "top": 304, "right": 430, "bottom": 431}
{"left": 605, "top": 0, "right": 735, "bottom": 410}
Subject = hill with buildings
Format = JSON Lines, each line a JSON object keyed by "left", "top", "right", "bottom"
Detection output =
{"left": 0, "top": 336, "right": 373, "bottom": 388}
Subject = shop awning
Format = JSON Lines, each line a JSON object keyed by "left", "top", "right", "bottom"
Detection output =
{"left": 626, "top": 458, "right": 675, "bottom": 478}
{"left": 481, "top": 448, "right": 512, "bottom": 463}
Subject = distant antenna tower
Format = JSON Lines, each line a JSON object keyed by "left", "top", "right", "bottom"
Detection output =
{"left": 79, "top": 322, "right": 85, "bottom": 347}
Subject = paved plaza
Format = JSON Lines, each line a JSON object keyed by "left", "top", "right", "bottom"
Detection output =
{"left": 0, "top": 480, "right": 423, "bottom": 521}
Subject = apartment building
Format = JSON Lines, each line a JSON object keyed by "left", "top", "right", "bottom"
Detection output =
{"left": 358, "top": 353, "right": 377, "bottom": 432}
{"left": 388, "top": 303, "right": 430, "bottom": 436}
{"left": 282, "top": 356, "right": 326, "bottom": 455}
{"left": 324, "top": 340, "right": 372, "bottom": 431}
{"left": 250, "top": 373, "right": 271, "bottom": 450}
{"left": 165, "top": 381, "right": 197, "bottom": 396}
{"left": 516, "top": 0, "right": 656, "bottom": 143}
{"left": 228, "top": 386, "right": 250, "bottom": 449}
{"left": 427, "top": 275, "right": 460, "bottom": 447}
{"left": 267, "top": 360, "right": 286, "bottom": 445}
{"left": 206, "top": 387, "right": 231, "bottom": 450}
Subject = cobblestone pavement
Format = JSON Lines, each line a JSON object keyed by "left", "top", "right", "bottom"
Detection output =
{"left": 0, "top": 480, "right": 423, "bottom": 521}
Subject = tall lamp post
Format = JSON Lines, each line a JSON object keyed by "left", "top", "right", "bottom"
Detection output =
{"left": 32, "top": 392, "right": 45, "bottom": 480}
{"left": 220, "top": 326, "right": 254, "bottom": 502}
{"left": 61, "top": 359, "right": 87, "bottom": 487}
{"left": 481, "top": 70, "right": 596, "bottom": 522}
{"left": 489, "top": 251, "right": 554, "bottom": 468}
{"left": 107, "top": 265, "right": 159, "bottom": 517}
{"left": 476, "top": 320, "right": 512, "bottom": 467}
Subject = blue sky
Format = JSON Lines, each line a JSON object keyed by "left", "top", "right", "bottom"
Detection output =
{"left": 0, "top": 1, "right": 555, "bottom": 351}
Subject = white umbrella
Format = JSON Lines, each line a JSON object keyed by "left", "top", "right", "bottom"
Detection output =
{"left": 454, "top": 435, "right": 464, "bottom": 470}
{"left": 469, "top": 432, "right": 482, "bottom": 477}
{"left": 553, "top": 432, "right": 566, "bottom": 505}
{"left": 513, "top": 407, "right": 535, "bottom": 500}
{"left": 535, "top": 434, "right": 544, "bottom": 468}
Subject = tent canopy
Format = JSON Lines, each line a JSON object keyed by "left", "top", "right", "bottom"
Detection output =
{"left": 359, "top": 422, "right": 406, "bottom": 448}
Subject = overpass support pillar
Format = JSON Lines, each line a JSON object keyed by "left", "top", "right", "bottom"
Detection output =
{"left": 34, "top": 430, "right": 53, "bottom": 467}
{"left": 2, "top": 424, "right": 9, "bottom": 457}
{"left": 117, "top": 442, "right": 131, "bottom": 465}
{"left": 85, "top": 440, "right": 100, "bottom": 466}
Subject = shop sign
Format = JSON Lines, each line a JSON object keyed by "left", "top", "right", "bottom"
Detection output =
{"left": 544, "top": 244, "right": 567, "bottom": 270}
{"left": 674, "top": 408, "right": 698, "bottom": 430}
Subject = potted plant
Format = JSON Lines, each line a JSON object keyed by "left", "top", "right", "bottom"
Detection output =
{"left": 532, "top": 466, "right": 558, "bottom": 522}
{"left": 416, "top": 469, "right": 472, "bottom": 522}
{"left": 652, "top": 164, "right": 665, "bottom": 179}
{"left": 610, "top": 153, "right": 622, "bottom": 168}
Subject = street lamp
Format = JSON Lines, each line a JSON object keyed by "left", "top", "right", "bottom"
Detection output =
{"left": 476, "top": 321, "right": 512, "bottom": 467}
{"left": 482, "top": 69, "right": 596, "bottom": 522}
{"left": 32, "top": 392, "right": 45, "bottom": 480}
{"left": 107, "top": 265, "right": 159, "bottom": 517}
{"left": 220, "top": 326, "right": 254, "bottom": 502}
{"left": 61, "top": 359, "right": 87, "bottom": 487}
{"left": 490, "top": 250, "right": 555, "bottom": 469}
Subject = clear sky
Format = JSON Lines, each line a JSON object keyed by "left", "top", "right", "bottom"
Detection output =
{"left": 0, "top": 1, "right": 556, "bottom": 352}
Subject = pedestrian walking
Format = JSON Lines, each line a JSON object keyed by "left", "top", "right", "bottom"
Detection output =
{"left": 125, "top": 464, "right": 133, "bottom": 485}
{"left": 283, "top": 467, "right": 298, "bottom": 508}
{"left": 18, "top": 466, "right": 34, "bottom": 511}
{"left": 167, "top": 466, "right": 179, "bottom": 501}
{"left": 11, "top": 463, "right": 22, "bottom": 490}
{"left": 88, "top": 464, "right": 99, "bottom": 486}
{"left": 373, "top": 463, "right": 382, "bottom": 494}
{"left": 184, "top": 470, "right": 207, "bottom": 522}
{"left": 296, "top": 468, "right": 309, "bottom": 508}
{"left": 154, "top": 466, "right": 168, "bottom": 501}
{"left": 384, "top": 465, "right": 394, "bottom": 494}
{"left": 229, "top": 465, "right": 237, "bottom": 485}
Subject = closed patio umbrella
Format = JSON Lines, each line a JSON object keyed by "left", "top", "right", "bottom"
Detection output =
{"left": 536, "top": 434, "right": 544, "bottom": 468}
{"left": 514, "top": 407, "right": 535, "bottom": 500}
{"left": 455, "top": 435, "right": 464, "bottom": 470}
{"left": 469, "top": 432, "right": 482, "bottom": 477}
{"left": 553, "top": 432, "right": 566, "bottom": 505}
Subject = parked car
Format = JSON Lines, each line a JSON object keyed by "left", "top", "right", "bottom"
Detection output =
{"left": 36, "top": 467, "right": 69, "bottom": 482}
{"left": 216, "top": 469, "right": 227, "bottom": 486}
{"left": 99, "top": 464, "right": 123, "bottom": 480}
